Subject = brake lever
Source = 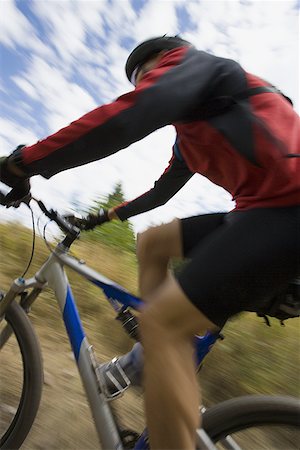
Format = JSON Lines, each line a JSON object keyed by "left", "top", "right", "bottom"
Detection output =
{"left": 63, "top": 213, "right": 83, "bottom": 226}
{"left": 53, "top": 211, "right": 80, "bottom": 235}
{"left": 34, "top": 199, "right": 80, "bottom": 236}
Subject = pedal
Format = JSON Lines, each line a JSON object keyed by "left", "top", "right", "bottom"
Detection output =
{"left": 96, "top": 357, "right": 131, "bottom": 400}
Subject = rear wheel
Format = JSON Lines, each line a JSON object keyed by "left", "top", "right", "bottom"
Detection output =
{"left": 201, "top": 395, "right": 300, "bottom": 449}
{"left": 0, "top": 300, "right": 43, "bottom": 449}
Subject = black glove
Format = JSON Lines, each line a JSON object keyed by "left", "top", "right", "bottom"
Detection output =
{"left": 0, "top": 149, "right": 31, "bottom": 206}
{"left": 68, "top": 208, "right": 110, "bottom": 231}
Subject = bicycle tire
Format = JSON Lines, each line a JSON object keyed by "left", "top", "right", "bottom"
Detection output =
{"left": 202, "top": 395, "right": 300, "bottom": 446}
{"left": 0, "top": 300, "right": 43, "bottom": 450}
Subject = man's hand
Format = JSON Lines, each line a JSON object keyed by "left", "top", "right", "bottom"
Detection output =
{"left": 107, "top": 208, "right": 120, "bottom": 220}
{"left": 0, "top": 151, "right": 31, "bottom": 206}
{"left": 68, "top": 208, "right": 111, "bottom": 231}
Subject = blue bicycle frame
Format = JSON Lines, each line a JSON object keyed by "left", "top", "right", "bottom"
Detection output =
{"left": 4, "top": 240, "right": 220, "bottom": 450}
{"left": 55, "top": 244, "right": 219, "bottom": 369}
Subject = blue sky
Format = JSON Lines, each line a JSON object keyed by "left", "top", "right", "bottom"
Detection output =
{"left": 0, "top": 0, "right": 299, "bottom": 232}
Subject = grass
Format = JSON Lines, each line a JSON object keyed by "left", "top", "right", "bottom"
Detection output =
{"left": 0, "top": 221, "right": 299, "bottom": 448}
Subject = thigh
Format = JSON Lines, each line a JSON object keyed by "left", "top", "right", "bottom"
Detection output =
{"left": 138, "top": 213, "right": 226, "bottom": 261}
{"left": 137, "top": 218, "right": 184, "bottom": 260}
{"left": 176, "top": 206, "right": 300, "bottom": 327}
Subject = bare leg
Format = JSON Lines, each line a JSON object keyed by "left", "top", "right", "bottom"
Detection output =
{"left": 140, "top": 276, "right": 219, "bottom": 449}
{"left": 136, "top": 219, "right": 182, "bottom": 297}
{"left": 137, "top": 219, "right": 219, "bottom": 448}
{"left": 101, "top": 220, "right": 184, "bottom": 390}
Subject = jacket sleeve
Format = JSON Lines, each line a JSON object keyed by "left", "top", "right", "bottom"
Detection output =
{"left": 114, "top": 150, "right": 194, "bottom": 221}
{"left": 11, "top": 47, "right": 241, "bottom": 178}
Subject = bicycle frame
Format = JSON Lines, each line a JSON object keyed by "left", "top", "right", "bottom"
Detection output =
{"left": 1, "top": 239, "right": 219, "bottom": 450}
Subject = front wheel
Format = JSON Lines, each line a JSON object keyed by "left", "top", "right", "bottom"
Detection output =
{"left": 0, "top": 300, "right": 43, "bottom": 449}
{"left": 201, "top": 395, "right": 300, "bottom": 449}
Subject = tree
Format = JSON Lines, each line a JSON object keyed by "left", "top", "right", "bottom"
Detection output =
{"left": 82, "top": 182, "right": 136, "bottom": 253}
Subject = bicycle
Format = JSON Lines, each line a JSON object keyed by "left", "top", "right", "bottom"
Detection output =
{"left": 0, "top": 194, "right": 299, "bottom": 450}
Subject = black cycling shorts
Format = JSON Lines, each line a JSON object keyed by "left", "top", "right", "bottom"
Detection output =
{"left": 176, "top": 206, "right": 300, "bottom": 328}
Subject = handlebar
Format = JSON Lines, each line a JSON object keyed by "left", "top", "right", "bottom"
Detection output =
{"left": 0, "top": 190, "right": 109, "bottom": 242}
{"left": 35, "top": 199, "right": 80, "bottom": 237}
{"left": 0, "top": 190, "right": 80, "bottom": 239}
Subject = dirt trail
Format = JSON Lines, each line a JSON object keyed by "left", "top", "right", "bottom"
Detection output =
{"left": 22, "top": 322, "right": 145, "bottom": 450}
{"left": 1, "top": 306, "right": 143, "bottom": 450}
{"left": 3, "top": 313, "right": 300, "bottom": 450}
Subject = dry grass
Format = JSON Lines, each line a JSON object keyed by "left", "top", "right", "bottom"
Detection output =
{"left": 0, "top": 223, "right": 299, "bottom": 449}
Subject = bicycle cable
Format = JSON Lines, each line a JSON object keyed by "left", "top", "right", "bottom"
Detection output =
{"left": 36, "top": 214, "right": 53, "bottom": 253}
{"left": 20, "top": 204, "right": 36, "bottom": 279}
{"left": 42, "top": 220, "right": 56, "bottom": 254}
{"left": 41, "top": 220, "right": 69, "bottom": 254}
{"left": 36, "top": 214, "right": 44, "bottom": 240}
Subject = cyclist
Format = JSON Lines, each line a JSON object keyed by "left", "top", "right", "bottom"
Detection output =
{"left": 1, "top": 36, "right": 299, "bottom": 449}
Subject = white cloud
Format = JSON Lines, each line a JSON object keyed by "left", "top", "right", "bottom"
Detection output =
{"left": 0, "top": 0, "right": 34, "bottom": 48}
{"left": 13, "top": 56, "right": 97, "bottom": 132}
{"left": 12, "top": 77, "right": 40, "bottom": 101}
{"left": 1, "top": 0, "right": 298, "bottom": 234}
{"left": 0, "top": 0, "right": 52, "bottom": 57}
{"left": 184, "top": 1, "right": 299, "bottom": 109}
{"left": 0, "top": 117, "right": 38, "bottom": 153}
{"left": 100, "top": 0, "right": 137, "bottom": 33}
{"left": 132, "top": 0, "right": 179, "bottom": 41}
{"left": 31, "top": 1, "right": 87, "bottom": 64}
{"left": 31, "top": 0, "right": 108, "bottom": 70}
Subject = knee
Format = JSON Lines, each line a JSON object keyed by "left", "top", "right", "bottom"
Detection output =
{"left": 136, "top": 228, "right": 167, "bottom": 265}
{"left": 139, "top": 307, "right": 167, "bottom": 348}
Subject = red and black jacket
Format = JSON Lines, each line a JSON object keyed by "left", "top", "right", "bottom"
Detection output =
{"left": 115, "top": 140, "right": 194, "bottom": 221}
{"left": 12, "top": 46, "right": 300, "bottom": 210}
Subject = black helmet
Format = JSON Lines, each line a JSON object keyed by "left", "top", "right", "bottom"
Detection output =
{"left": 125, "top": 36, "right": 192, "bottom": 84}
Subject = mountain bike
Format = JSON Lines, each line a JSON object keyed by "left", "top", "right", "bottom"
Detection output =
{"left": 0, "top": 195, "right": 299, "bottom": 450}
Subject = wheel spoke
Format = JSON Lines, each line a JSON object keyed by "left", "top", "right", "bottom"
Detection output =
{"left": 196, "top": 428, "right": 218, "bottom": 449}
{"left": 219, "top": 435, "right": 242, "bottom": 450}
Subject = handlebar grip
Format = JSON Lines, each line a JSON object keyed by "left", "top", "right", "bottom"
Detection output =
{"left": 79, "top": 209, "right": 110, "bottom": 231}
{"left": 0, "top": 190, "right": 31, "bottom": 207}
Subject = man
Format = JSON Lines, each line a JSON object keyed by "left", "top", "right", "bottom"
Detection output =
{"left": 1, "top": 36, "right": 299, "bottom": 449}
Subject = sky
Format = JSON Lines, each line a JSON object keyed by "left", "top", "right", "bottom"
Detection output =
{"left": 0, "top": 0, "right": 299, "bottom": 233}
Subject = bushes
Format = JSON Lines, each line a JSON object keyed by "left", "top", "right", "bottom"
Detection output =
{"left": 1, "top": 219, "right": 299, "bottom": 402}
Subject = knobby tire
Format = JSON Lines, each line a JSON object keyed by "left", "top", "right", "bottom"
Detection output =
{"left": 202, "top": 395, "right": 300, "bottom": 445}
{"left": 0, "top": 300, "right": 43, "bottom": 450}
